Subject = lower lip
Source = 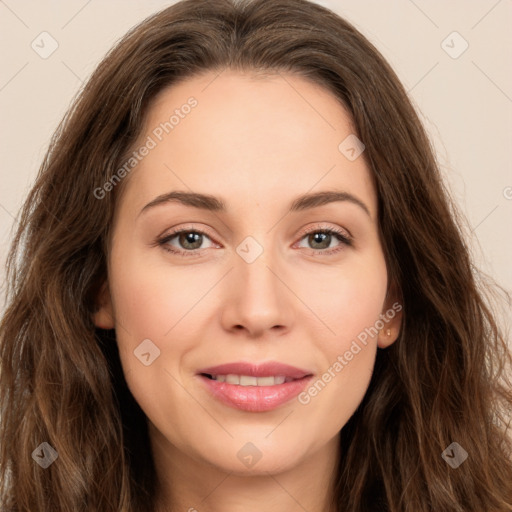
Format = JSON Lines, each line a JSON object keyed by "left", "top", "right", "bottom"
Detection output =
{"left": 197, "top": 374, "right": 313, "bottom": 412}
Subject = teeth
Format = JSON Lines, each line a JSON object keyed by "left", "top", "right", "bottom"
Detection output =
{"left": 240, "top": 375, "right": 258, "bottom": 386}
{"left": 256, "top": 376, "right": 278, "bottom": 386}
{"left": 225, "top": 374, "right": 239, "bottom": 385}
{"left": 211, "top": 374, "right": 289, "bottom": 386}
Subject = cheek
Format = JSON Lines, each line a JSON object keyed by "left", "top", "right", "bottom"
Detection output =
{"left": 109, "top": 247, "right": 205, "bottom": 343}
{"left": 107, "top": 252, "right": 204, "bottom": 434}
{"left": 295, "top": 251, "right": 387, "bottom": 424}
{"left": 303, "top": 250, "right": 388, "bottom": 343}
{"left": 296, "top": 311, "right": 382, "bottom": 446}
{"left": 298, "top": 342, "right": 377, "bottom": 448}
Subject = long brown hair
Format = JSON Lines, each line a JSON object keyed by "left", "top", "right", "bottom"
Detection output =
{"left": 1, "top": 0, "right": 511, "bottom": 510}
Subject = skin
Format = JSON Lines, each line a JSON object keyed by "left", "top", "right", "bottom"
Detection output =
{"left": 93, "top": 70, "right": 402, "bottom": 512}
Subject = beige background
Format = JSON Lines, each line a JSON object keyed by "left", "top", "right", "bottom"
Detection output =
{"left": 0, "top": 0, "right": 511, "bottom": 331}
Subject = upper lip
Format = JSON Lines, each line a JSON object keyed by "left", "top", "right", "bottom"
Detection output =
{"left": 197, "top": 361, "right": 313, "bottom": 379}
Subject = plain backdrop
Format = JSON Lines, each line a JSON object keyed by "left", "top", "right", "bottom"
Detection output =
{"left": 0, "top": 0, "right": 511, "bottom": 337}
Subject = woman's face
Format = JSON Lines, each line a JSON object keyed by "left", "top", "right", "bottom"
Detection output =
{"left": 94, "top": 70, "right": 401, "bottom": 476}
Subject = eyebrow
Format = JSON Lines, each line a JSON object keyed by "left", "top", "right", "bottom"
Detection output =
{"left": 138, "top": 190, "right": 371, "bottom": 217}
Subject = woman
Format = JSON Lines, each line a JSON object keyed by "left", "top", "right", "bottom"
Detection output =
{"left": 1, "top": 0, "right": 511, "bottom": 510}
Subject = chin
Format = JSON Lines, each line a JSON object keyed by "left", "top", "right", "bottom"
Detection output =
{"left": 198, "top": 436, "right": 307, "bottom": 476}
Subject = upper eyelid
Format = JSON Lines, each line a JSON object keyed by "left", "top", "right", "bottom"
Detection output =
{"left": 162, "top": 223, "right": 350, "bottom": 239}
{"left": 300, "top": 223, "right": 352, "bottom": 239}
{"left": 162, "top": 224, "right": 217, "bottom": 242}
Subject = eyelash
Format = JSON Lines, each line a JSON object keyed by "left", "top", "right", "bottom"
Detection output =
{"left": 156, "top": 224, "right": 353, "bottom": 257}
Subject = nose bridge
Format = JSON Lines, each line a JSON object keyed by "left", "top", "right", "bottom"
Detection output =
{"left": 221, "top": 234, "right": 292, "bottom": 335}
{"left": 239, "top": 241, "right": 278, "bottom": 298}
{"left": 237, "top": 236, "right": 282, "bottom": 309}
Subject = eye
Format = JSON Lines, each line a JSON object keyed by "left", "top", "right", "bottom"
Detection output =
{"left": 156, "top": 224, "right": 353, "bottom": 257}
{"left": 157, "top": 227, "right": 216, "bottom": 256}
{"left": 295, "top": 225, "right": 353, "bottom": 255}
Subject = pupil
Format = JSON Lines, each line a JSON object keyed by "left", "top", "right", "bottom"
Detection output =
{"left": 181, "top": 232, "right": 202, "bottom": 249}
{"left": 311, "top": 232, "right": 329, "bottom": 249}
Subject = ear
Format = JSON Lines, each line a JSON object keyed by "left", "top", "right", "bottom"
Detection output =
{"left": 377, "top": 280, "right": 403, "bottom": 349}
{"left": 92, "top": 280, "right": 115, "bottom": 329}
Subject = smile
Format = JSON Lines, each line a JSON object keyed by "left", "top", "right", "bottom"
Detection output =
{"left": 203, "top": 374, "right": 294, "bottom": 386}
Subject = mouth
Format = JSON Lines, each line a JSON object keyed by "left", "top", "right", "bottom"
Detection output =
{"left": 196, "top": 361, "right": 314, "bottom": 412}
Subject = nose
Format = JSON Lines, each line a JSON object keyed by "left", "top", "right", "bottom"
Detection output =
{"left": 220, "top": 246, "right": 294, "bottom": 338}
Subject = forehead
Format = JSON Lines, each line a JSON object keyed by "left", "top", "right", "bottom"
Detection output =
{"left": 118, "top": 70, "right": 376, "bottom": 219}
